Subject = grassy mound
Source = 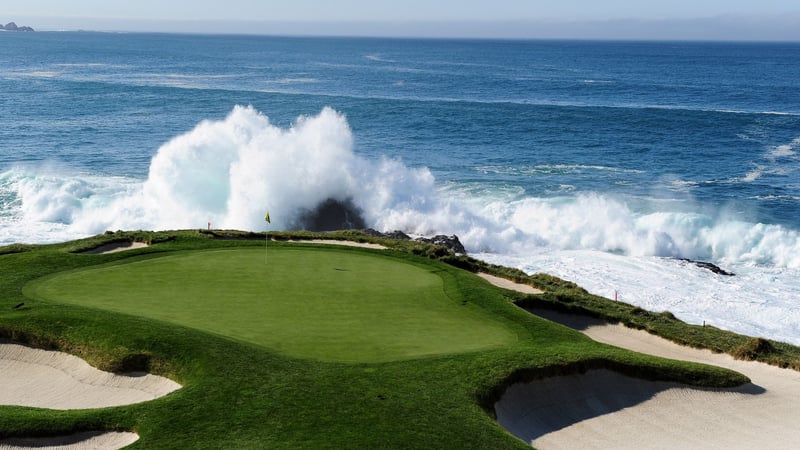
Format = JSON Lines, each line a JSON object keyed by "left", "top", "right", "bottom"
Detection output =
{"left": 26, "top": 246, "right": 517, "bottom": 362}
{"left": 0, "top": 230, "right": 751, "bottom": 448}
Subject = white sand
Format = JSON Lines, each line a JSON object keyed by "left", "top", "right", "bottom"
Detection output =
{"left": 85, "top": 238, "right": 385, "bottom": 254}
{"left": 81, "top": 241, "right": 149, "bottom": 254}
{"left": 477, "top": 273, "right": 544, "bottom": 294}
{"left": 286, "top": 239, "right": 387, "bottom": 250}
{"left": 495, "top": 309, "right": 800, "bottom": 449}
{"left": 0, "top": 431, "right": 139, "bottom": 450}
{"left": 0, "top": 341, "right": 181, "bottom": 410}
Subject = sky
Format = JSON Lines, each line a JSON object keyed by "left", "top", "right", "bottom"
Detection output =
{"left": 5, "top": 0, "right": 800, "bottom": 40}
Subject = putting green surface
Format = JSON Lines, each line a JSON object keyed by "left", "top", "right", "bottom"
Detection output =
{"left": 26, "top": 247, "right": 517, "bottom": 362}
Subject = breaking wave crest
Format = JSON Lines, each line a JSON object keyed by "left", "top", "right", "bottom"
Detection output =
{"left": 2, "top": 106, "right": 799, "bottom": 269}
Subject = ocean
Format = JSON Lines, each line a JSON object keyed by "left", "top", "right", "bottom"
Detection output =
{"left": 1, "top": 33, "right": 799, "bottom": 343}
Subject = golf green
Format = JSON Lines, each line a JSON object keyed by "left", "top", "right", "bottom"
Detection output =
{"left": 26, "top": 247, "right": 517, "bottom": 362}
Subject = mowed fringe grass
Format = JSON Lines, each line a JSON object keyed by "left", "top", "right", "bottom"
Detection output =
{"left": 0, "top": 231, "right": 750, "bottom": 448}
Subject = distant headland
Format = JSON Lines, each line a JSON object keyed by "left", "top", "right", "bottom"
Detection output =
{"left": 1, "top": 22, "right": 35, "bottom": 32}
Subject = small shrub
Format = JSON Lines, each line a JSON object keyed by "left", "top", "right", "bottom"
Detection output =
{"left": 113, "top": 353, "right": 152, "bottom": 373}
{"left": 0, "top": 244, "right": 34, "bottom": 255}
{"left": 660, "top": 311, "right": 677, "bottom": 321}
{"left": 734, "top": 338, "right": 774, "bottom": 361}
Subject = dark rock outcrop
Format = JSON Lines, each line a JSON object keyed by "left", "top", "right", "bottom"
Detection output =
{"left": 680, "top": 259, "right": 735, "bottom": 276}
{"left": 363, "top": 228, "right": 412, "bottom": 241}
{"left": 362, "top": 229, "right": 466, "bottom": 254}
{"left": 415, "top": 235, "right": 467, "bottom": 254}
{"left": 293, "top": 198, "right": 366, "bottom": 232}
{"left": 2, "top": 22, "right": 35, "bottom": 32}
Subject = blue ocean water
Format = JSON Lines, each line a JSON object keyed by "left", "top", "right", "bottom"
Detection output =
{"left": 1, "top": 33, "right": 799, "bottom": 342}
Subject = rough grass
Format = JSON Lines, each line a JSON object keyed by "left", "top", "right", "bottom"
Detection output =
{"left": 515, "top": 286, "right": 800, "bottom": 371}
{"left": 0, "top": 230, "right": 754, "bottom": 448}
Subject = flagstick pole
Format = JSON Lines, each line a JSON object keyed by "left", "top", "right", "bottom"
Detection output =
{"left": 264, "top": 210, "right": 271, "bottom": 266}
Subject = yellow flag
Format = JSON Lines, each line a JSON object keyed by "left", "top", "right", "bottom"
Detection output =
{"left": 265, "top": 211, "right": 270, "bottom": 223}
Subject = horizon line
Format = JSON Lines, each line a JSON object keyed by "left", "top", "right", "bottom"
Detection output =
{"left": 9, "top": 15, "right": 800, "bottom": 42}
{"left": 23, "top": 29, "right": 800, "bottom": 45}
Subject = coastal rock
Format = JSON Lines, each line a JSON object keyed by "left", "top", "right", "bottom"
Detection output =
{"left": 2, "top": 22, "right": 35, "bottom": 32}
{"left": 386, "top": 230, "right": 412, "bottom": 241}
{"left": 680, "top": 259, "right": 735, "bottom": 276}
{"left": 294, "top": 198, "right": 366, "bottom": 232}
{"left": 361, "top": 229, "right": 465, "bottom": 253}
{"left": 415, "top": 235, "right": 467, "bottom": 254}
{"left": 362, "top": 228, "right": 412, "bottom": 240}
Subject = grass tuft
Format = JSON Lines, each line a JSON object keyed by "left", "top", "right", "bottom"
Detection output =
{"left": 733, "top": 338, "right": 775, "bottom": 361}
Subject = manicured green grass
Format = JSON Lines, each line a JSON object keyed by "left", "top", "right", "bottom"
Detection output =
{"left": 26, "top": 247, "right": 517, "bottom": 362}
{"left": 0, "top": 231, "right": 752, "bottom": 448}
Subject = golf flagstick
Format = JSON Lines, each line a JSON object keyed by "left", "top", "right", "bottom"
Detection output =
{"left": 265, "top": 210, "right": 271, "bottom": 265}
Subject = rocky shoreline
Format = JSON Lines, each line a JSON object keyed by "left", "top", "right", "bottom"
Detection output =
{"left": 362, "top": 228, "right": 467, "bottom": 254}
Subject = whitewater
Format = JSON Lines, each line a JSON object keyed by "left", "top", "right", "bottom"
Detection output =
{"left": 1, "top": 34, "right": 799, "bottom": 345}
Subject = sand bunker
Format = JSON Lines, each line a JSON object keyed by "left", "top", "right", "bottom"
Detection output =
{"left": 496, "top": 309, "right": 800, "bottom": 449}
{"left": 477, "top": 273, "right": 544, "bottom": 295}
{"left": 0, "top": 341, "right": 181, "bottom": 410}
{"left": 0, "top": 431, "right": 138, "bottom": 450}
{"left": 286, "top": 239, "right": 387, "bottom": 250}
{"left": 80, "top": 241, "right": 149, "bottom": 254}
{"left": 83, "top": 239, "right": 384, "bottom": 254}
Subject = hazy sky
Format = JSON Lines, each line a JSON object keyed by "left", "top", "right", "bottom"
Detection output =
{"left": 5, "top": 0, "right": 800, "bottom": 40}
